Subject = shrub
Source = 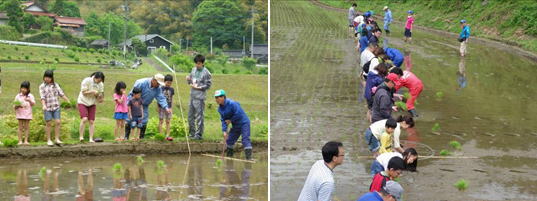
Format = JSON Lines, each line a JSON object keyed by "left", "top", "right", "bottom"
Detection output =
{"left": 242, "top": 57, "right": 257, "bottom": 70}
{"left": 25, "top": 55, "right": 30, "bottom": 60}
{"left": 54, "top": 58, "right": 60, "bottom": 62}
{"left": 7, "top": 56, "right": 11, "bottom": 60}
{"left": 258, "top": 67, "right": 268, "bottom": 75}
{"left": 97, "top": 58, "right": 101, "bottom": 63}
{"left": 0, "top": 25, "right": 22, "bottom": 40}
{"left": 14, "top": 46, "right": 19, "bottom": 51}
{"left": 1, "top": 110, "right": 73, "bottom": 142}
{"left": 222, "top": 68, "right": 229, "bottom": 74}
{"left": 74, "top": 57, "right": 80, "bottom": 63}
{"left": 146, "top": 115, "right": 186, "bottom": 138}
{"left": 153, "top": 133, "right": 166, "bottom": 141}
{"left": 2, "top": 136, "right": 18, "bottom": 148}
{"left": 169, "top": 54, "right": 194, "bottom": 72}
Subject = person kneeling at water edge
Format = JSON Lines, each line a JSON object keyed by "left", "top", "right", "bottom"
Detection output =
{"left": 358, "top": 180, "right": 403, "bottom": 201}
{"left": 370, "top": 157, "right": 405, "bottom": 192}
{"left": 371, "top": 148, "right": 418, "bottom": 176}
{"left": 215, "top": 89, "right": 253, "bottom": 160}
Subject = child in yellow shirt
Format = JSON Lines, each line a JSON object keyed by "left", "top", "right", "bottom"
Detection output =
{"left": 378, "top": 118, "right": 397, "bottom": 154}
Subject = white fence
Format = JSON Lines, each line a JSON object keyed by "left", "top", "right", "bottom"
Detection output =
{"left": 0, "top": 40, "right": 68, "bottom": 49}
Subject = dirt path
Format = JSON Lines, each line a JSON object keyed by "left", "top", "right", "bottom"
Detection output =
{"left": 311, "top": 0, "right": 537, "bottom": 62}
{"left": 143, "top": 57, "right": 167, "bottom": 72}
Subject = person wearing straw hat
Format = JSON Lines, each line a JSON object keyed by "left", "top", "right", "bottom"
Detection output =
{"left": 215, "top": 89, "right": 252, "bottom": 160}
{"left": 186, "top": 54, "right": 212, "bottom": 140}
{"left": 124, "top": 73, "right": 171, "bottom": 139}
{"left": 383, "top": 6, "right": 392, "bottom": 35}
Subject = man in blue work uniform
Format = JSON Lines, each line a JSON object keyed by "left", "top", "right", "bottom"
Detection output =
{"left": 124, "top": 74, "right": 170, "bottom": 139}
{"left": 215, "top": 89, "right": 252, "bottom": 160}
{"left": 383, "top": 6, "right": 392, "bottom": 34}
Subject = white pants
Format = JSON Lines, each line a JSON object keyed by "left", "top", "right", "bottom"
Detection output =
{"left": 460, "top": 40, "right": 467, "bottom": 55}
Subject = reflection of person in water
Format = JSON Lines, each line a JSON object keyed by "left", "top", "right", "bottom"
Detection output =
{"left": 14, "top": 169, "right": 30, "bottom": 201}
{"left": 76, "top": 169, "right": 94, "bottom": 201}
{"left": 457, "top": 57, "right": 467, "bottom": 91}
{"left": 156, "top": 167, "right": 170, "bottom": 201}
{"left": 112, "top": 168, "right": 127, "bottom": 201}
{"left": 126, "top": 166, "right": 148, "bottom": 201}
{"left": 187, "top": 159, "right": 204, "bottom": 198}
{"left": 42, "top": 168, "right": 59, "bottom": 201}
{"left": 219, "top": 161, "right": 251, "bottom": 200}
{"left": 404, "top": 127, "right": 421, "bottom": 149}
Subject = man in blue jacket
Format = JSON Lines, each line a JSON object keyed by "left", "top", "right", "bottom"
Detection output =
{"left": 125, "top": 74, "right": 171, "bottom": 139}
{"left": 215, "top": 89, "right": 252, "bottom": 160}
{"left": 385, "top": 47, "right": 404, "bottom": 67}
{"left": 459, "top": 20, "right": 471, "bottom": 57}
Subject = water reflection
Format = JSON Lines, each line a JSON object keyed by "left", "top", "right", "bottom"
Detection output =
{"left": 0, "top": 154, "right": 267, "bottom": 200}
{"left": 457, "top": 57, "right": 467, "bottom": 91}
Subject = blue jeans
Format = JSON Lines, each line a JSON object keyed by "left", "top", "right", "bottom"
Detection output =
{"left": 364, "top": 128, "right": 380, "bottom": 152}
{"left": 370, "top": 160, "right": 384, "bottom": 176}
{"left": 227, "top": 123, "right": 252, "bottom": 149}
{"left": 44, "top": 108, "right": 61, "bottom": 121}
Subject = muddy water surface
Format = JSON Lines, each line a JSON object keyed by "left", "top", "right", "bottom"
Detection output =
{"left": 270, "top": 1, "right": 537, "bottom": 200}
{"left": 0, "top": 154, "right": 267, "bottom": 200}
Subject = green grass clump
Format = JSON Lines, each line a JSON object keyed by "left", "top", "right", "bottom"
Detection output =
{"left": 439, "top": 149, "right": 452, "bottom": 156}
{"left": 454, "top": 179, "right": 468, "bottom": 191}
{"left": 2, "top": 137, "right": 18, "bottom": 148}
{"left": 431, "top": 123, "right": 441, "bottom": 132}
{"left": 153, "top": 133, "right": 166, "bottom": 141}
{"left": 449, "top": 141, "right": 462, "bottom": 150}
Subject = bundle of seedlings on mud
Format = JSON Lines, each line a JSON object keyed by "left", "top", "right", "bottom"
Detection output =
{"left": 449, "top": 141, "right": 462, "bottom": 150}
{"left": 454, "top": 179, "right": 469, "bottom": 191}
{"left": 215, "top": 159, "right": 223, "bottom": 167}
{"left": 435, "top": 91, "right": 444, "bottom": 99}
{"left": 439, "top": 149, "right": 452, "bottom": 156}
{"left": 136, "top": 155, "right": 145, "bottom": 166}
{"left": 395, "top": 101, "right": 407, "bottom": 111}
{"left": 431, "top": 123, "right": 441, "bottom": 132}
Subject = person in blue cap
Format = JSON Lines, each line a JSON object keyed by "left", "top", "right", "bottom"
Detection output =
{"left": 404, "top": 10, "right": 415, "bottom": 43}
{"left": 215, "top": 89, "right": 253, "bottom": 160}
{"left": 385, "top": 47, "right": 404, "bottom": 68}
{"left": 459, "top": 19, "right": 471, "bottom": 57}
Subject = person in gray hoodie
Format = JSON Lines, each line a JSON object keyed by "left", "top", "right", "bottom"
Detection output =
{"left": 186, "top": 54, "right": 212, "bottom": 140}
{"left": 371, "top": 73, "right": 397, "bottom": 123}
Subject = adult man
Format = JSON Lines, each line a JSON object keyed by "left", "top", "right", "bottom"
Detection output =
{"left": 360, "top": 43, "right": 378, "bottom": 79}
{"left": 371, "top": 73, "right": 397, "bottom": 123}
{"left": 298, "top": 141, "right": 345, "bottom": 201}
{"left": 383, "top": 6, "right": 392, "bottom": 34}
{"left": 459, "top": 19, "right": 471, "bottom": 57}
{"left": 124, "top": 74, "right": 171, "bottom": 139}
{"left": 186, "top": 54, "right": 212, "bottom": 140}
{"left": 357, "top": 181, "right": 404, "bottom": 201}
{"left": 215, "top": 89, "right": 252, "bottom": 160}
{"left": 369, "top": 29, "right": 382, "bottom": 45}
{"left": 385, "top": 47, "right": 404, "bottom": 68}
{"left": 348, "top": 3, "right": 357, "bottom": 29}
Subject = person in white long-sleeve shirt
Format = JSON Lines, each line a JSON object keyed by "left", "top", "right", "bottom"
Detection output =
{"left": 298, "top": 141, "right": 345, "bottom": 201}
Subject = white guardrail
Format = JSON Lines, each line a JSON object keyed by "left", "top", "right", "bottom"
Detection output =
{"left": 0, "top": 40, "right": 68, "bottom": 49}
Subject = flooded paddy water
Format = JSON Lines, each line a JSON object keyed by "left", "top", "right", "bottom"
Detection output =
{"left": 270, "top": 0, "right": 537, "bottom": 200}
{"left": 0, "top": 153, "right": 267, "bottom": 200}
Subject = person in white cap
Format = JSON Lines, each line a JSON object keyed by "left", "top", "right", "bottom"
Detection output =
{"left": 124, "top": 73, "right": 171, "bottom": 139}
{"left": 383, "top": 6, "right": 392, "bottom": 34}
{"left": 186, "top": 54, "right": 212, "bottom": 140}
{"left": 357, "top": 180, "right": 404, "bottom": 201}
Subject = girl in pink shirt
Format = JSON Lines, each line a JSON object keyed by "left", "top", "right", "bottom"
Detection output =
{"left": 113, "top": 81, "right": 128, "bottom": 141}
{"left": 14, "top": 81, "right": 35, "bottom": 145}
{"left": 404, "top": 10, "right": 415, "bottom": 43}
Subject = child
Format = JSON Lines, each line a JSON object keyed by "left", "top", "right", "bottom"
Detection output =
{"left": 158, "top": 74, "right": 175, "bottom": 140}
{"left": 370, "top": 157, "right": 405, "bottom": 192}
{"left": 370, "top": 148, "right": 419, "bottom": 176}
{"left": 113, "top": 81, "right": 128, "bottom": 141}
{"left": 14, "top": 81, "right": 35, "bottom": 145}
{"left": 378, "top": 118, "right": 397, "bottom": 154}
{"left": 404, "top": 10, "right": 414, "bottom": 43}
{"left": 39, "top": 70, "right": 70, "bottom": 146}
{"left": 390, "top": 67, "right": 423, "bottom": 117}
{"left": 128, "top": 87, "right": 143, "bottom": 141}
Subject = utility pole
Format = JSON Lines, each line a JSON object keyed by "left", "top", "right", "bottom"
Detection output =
{"left": 242, "top": 36, "right": 245, "bottom": 56}
{"left": 250, "top": 7, "right": 254, "bottom": 58}
{"left": 122, "top": 0, "right": 129, "bottom": 60}
{"left": 210, "top": 37, "right": 213, "bottom": 55}
{"left": 179, "top": 39, "right": 182, "bottom": 52}
{"left": 108, "top": 20, "right": 111, "bottom": 57}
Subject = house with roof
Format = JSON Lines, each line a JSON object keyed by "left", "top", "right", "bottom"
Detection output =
{"left": 90, "top": 39, "right": 109, "bottom": 49}
{"left": 119, "top": 34, "right": 175, "bottom": 54}
{"left": 0, "top": 13, "right": 8, "bottom": 25}
{"left": 249, "top": 44, "right": 268, "bottom": 64}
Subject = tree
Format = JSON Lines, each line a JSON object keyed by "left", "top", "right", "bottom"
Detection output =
{"left": 192, "top": 0, "right": 247, "bottom": 49}
{"left": 50, "top": 0, "right": 80, "bottom": 17}
{"left": 34, "top": 0, "right": 49, "bottom": 10}
{"left": 131, "top": 38, "right": 148, "bottom": 56}
{"left": 0, "top": 25, "right": 22, "bottom": 40}
{"left": 129, "top": 0, "right": 193, "bottom": 42}
{"left": 239, "top": 0, "right": 268, "bottom": 44}
{"left": 1, "top": 0, "right": 24, "bottom": 33}
{"left": 36, "top": 16, "right": 53, "bottom": 31}
{"left": 22, "top": 13, "right": 36, "bottom": 30}
{"left": 84, "top": 12, "right": 142, "bottom": 45}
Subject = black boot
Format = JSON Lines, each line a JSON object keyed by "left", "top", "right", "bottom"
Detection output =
{"left": 140, "top": 125, "right": 147, "bottom": 139}
{"left": 409, "top": 109, "right": 419, "bottom": 117}
{"left": 124, "top": 122, "right": 131, "bottom": 140}
{"left": 226, "top": 148, "right": 234, "bottom": 157}
{"left": 244, "top": 149, "right": 252, "bottom": 160}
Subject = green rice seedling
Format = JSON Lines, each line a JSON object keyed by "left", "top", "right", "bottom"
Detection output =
{"left": 449, "top": 141, "right": 462, "bottom": 150}
{"left": 431, "top": 123, "right": 441, "bottom": 132}
{"left": 439, "top": 149, "right": 452, "bottom": 156}
{"left": 454, "top": 179, "right": 468, "bottom": 191}
{"left": 436, "top": 91, "right": 444, "bottom": 99}
{"left": 13, "top": 100, "right": 22, "bottom": 107}
{"left": 136, "top": 155, "right": 145, "bottom": 166}
{"left": 156, "top": 160, "right": 166, "bottom": 169}
{"left": 395, "top": 101, "right": 407, "bottom": 111}
{"left": 215, "top": 159, "right": 223, "bottom": 167}
{"left": 113, "top": 163, "right": 123, "bottom": 172}
{"left": 39, "top": 167, "right": 47, "bottom": 180}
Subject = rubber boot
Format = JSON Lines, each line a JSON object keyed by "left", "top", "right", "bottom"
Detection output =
{"left": 409, "top": 109, "right": 419, "bottom": 117}
{"left": 140, "top": 125, "right": 147, "bottom": 139}
{"left": 244, "top": 149, "right": 252, "bottom": 160}
{"left": 124, "top": 121, "right": 131, "bottom": 140}
{"left": 226, "top": 148, "right": 234, "bottom": 157}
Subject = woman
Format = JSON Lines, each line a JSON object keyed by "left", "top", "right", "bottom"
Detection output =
{"left": 77, "top": 72, "right": 105, "bottom": 142}
{"left": 364, "top": 115, "right": 415, "bottom": 156}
